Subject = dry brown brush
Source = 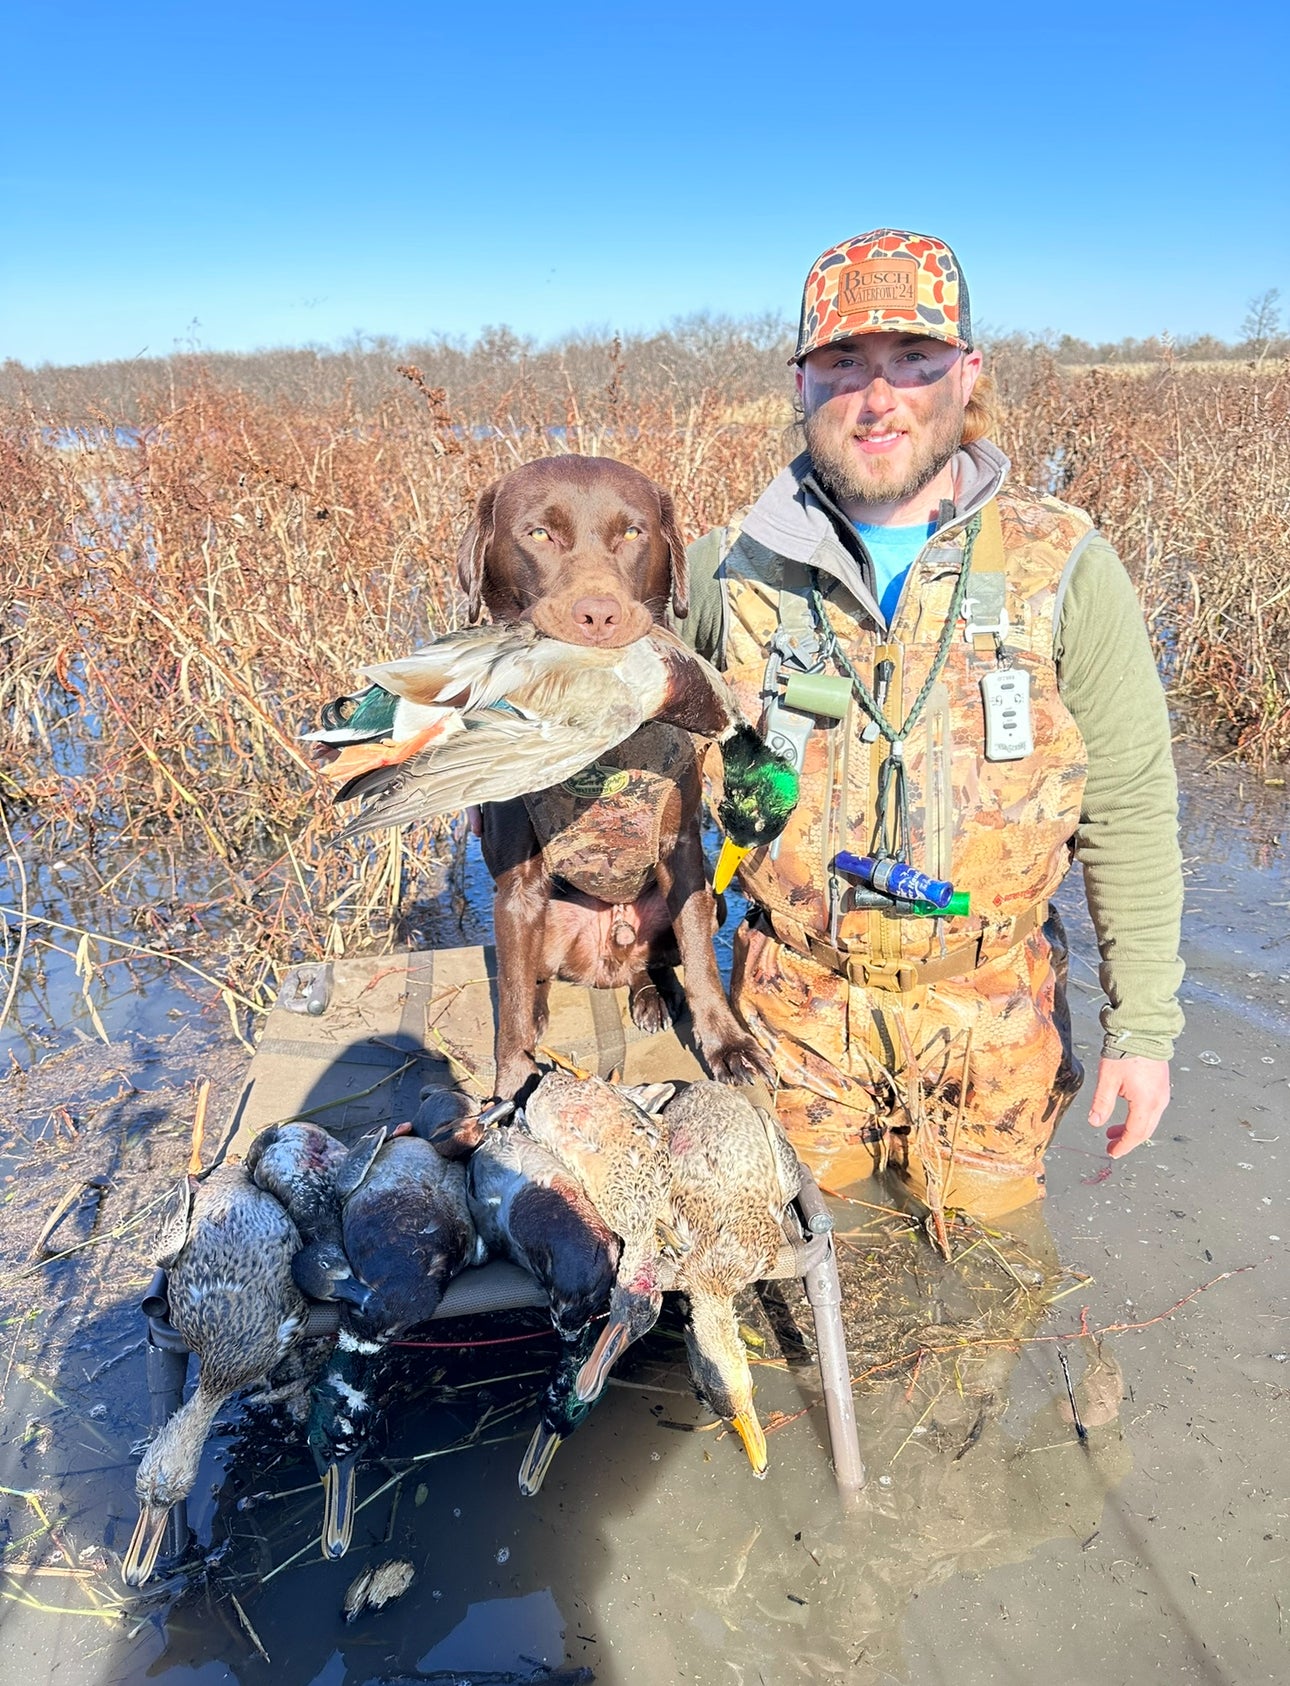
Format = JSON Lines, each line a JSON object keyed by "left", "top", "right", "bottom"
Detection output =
{"left": 993, "top": 352, "right": 1290, "bottom": 754}
{"left": 1, "top": 348, "right": 1286, "bottom": 1019}
{"left": 0, "top": 364, "right": 787, "bottom": 1011}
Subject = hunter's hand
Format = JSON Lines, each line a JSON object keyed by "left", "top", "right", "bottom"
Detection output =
{"left": 1088, "top": 1055, "right": 1171, "bottom": 1158}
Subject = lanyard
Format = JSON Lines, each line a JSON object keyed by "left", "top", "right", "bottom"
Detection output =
{"left": 808, "top": 511, "right": 981, "bottom": 864}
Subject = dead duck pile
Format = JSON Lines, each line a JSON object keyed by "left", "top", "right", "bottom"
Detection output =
{"left": 125, "top": 1069, "right": 809, "bottom": 1587}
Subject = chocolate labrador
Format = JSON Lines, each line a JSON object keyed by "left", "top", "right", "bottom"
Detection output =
{"left": 457, "top": 454, "right": 771, "bottom": 1102}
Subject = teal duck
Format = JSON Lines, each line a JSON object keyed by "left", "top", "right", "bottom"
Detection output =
{"left": 304, "top": 622, "right": 799, "bottom": 871}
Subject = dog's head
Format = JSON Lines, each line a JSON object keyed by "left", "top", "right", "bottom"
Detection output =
{"left": 456, "top": 455, "right": 689, "bottom": 647}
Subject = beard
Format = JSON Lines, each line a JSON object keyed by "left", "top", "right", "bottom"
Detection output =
{"left": 804, "top": 390, "right": 965, "bottom": 510}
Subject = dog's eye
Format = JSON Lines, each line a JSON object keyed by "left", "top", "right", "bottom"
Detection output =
{"left": 529, "top": 527, "right": 552, "bottom": 542}
{"left": 623, "top": 525, "right": 641, "bottom": 539}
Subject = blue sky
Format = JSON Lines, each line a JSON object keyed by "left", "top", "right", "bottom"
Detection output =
{"left": 3, "top": 0, "right": 1287, "bottom": 367}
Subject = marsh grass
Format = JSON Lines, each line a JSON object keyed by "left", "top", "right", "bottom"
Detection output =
{"left": 1, "top": 343, "right": 1286, "bottom": 1017}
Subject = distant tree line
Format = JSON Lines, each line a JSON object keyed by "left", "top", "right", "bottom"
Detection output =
{"left": 1, "top": 290, "right": 1283, "bottom": 423}
{"left": 1013, "top": 288, "right": 1284, "bottom": 366}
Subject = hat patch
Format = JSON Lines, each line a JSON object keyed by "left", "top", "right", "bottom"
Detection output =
{"left": 837, "top": 257, "right": 918, "bottom": 315}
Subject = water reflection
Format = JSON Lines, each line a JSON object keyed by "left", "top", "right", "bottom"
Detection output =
{"left": 416, "top": 1588, "right": 566, "bottom": 1674}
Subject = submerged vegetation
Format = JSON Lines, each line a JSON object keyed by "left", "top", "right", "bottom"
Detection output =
{"left": 0, "top": 323, "right": 1287, "bottom": 1027}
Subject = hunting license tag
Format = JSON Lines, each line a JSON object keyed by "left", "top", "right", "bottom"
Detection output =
{"left": 980, "top": 668, "right": 1033, "bottom": 761}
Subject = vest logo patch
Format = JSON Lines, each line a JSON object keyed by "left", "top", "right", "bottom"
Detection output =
{"left": 562, "top": 763, "right": 631, "bottom": 799}
{"left": 837, "top": 258, "right": 918, "bottom": 314}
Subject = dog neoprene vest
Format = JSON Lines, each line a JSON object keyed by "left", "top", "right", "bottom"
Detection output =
{"left": 521, "top": 721, "right": 699, "bottom": 905}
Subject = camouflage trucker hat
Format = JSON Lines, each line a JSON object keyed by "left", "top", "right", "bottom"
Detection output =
{"left": 793, "top": 229, "right": 973, "bottom": 362}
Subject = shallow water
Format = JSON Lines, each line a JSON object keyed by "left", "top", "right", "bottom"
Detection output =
{"left": 0, "top": 746, "right": 1286, "bottom": 1685}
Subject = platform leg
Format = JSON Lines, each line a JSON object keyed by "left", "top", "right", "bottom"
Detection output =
{"left": 145, "top": 1324, "right": 192, "bottom": 1567}
{"left": 802, "top": 1242, "right": 866, "bottom": 1498}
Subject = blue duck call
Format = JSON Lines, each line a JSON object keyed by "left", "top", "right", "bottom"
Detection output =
{"left": 834, "top": 852, "right": 956, "bottom": 911}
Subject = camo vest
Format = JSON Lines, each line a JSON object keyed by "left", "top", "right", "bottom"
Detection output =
{"left": 522, "top": 721, "right": 699, "bottom": 904}
{"left": 719, "top": 492, "right": 1090, "bottom": 982}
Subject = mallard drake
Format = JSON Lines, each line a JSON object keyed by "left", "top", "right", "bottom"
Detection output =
{"left": 465, "top": 1114, "right": 620, "bottom": 1495}
{"left": 246, "top": 1120, "right": 386, "bottom": 1314}
{"left": 307, "top": 1133, "right": 483, "bottom": 1558}
{"left": 662, "top": 1082, "right": 802, "bottom": 1477}
{"left": 123, "top": 1161, "right": 308, "bottom": 1588}
{"left": 509, "top": 1071, "right": 675, "bottom": 1408}
{"left": 304, "top": 622, "right": 799, "bottom": 878}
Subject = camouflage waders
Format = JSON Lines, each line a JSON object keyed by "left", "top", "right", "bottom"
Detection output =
{"left": 719, "top": 494, "right": 1091, "bottom": 1218}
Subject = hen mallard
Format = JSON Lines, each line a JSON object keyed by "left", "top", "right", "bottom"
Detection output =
{"left": 123, "top": 1161, "right": 309, "bottom": 1588}
{"left": 304, "top": 622, "right": 799, "bottom": 884}
{"left": 662, "top": 1082, "right": 802, "bottom": 1477}
{"left": 465, "top": 1111, "right": 621, "bottom": 1495}
{"left": 507, "top": 1071, "right": 676, "bottom": 1408}
{"left": 246, "top": 1120, "right": 387, "bottom": 1314}
{"left": 307, "top": 1132, "right": 483, "bottom": 1558}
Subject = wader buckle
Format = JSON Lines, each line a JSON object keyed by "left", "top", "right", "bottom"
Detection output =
{"left": 961, "top": 572, "right": 1011, "bottom": 648}
{"left": 762, "top": 627, "right": 827, "bottom": 702}
{"left": 848, "top": 956, "right": 920, "bottom": 992}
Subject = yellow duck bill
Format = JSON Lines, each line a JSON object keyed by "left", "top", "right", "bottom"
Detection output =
{"left": 732, "top": 1405, "right": 769, "bottom": 1478}
{"left": 712, "top": 838, "right": 751, "bottom": 895}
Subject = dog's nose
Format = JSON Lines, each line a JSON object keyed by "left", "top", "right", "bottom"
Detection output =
{"left": 569, "top": 595, "right": 622, "bottom": 639}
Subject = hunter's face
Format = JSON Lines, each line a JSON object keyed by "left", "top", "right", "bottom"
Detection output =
{"left": 797, "top": 331, "right": 982, "bottom": 511}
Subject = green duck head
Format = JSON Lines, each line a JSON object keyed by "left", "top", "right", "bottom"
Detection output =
{"left": 517, "top": 1329, "right": 599, "bottom": 1498}
{"left": 314, "top": 683, "right": 401, "bottom": 742}
{"left": 713, "top": 724, "right": 801, "bottom": 893}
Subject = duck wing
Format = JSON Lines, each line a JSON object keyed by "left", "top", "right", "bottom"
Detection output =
{"left": 360, "top": 622, "right": 561, "bottom": 712}
{"left": 334, "top": 698, "right": 644, "bottom": 836}
{"left": 153, "top": 1174, "right": 196, "bottom": 1269}
{"left": 618, "top": 1081, "right": 677, "bottom": 1116}
{"left": 305, "top": 684, "right": 400, "bottom": 744}
{"left": 332, "top": 1125, "right": 393, "bottom": 1200}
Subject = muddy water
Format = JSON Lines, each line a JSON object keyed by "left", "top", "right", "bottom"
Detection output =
{"left": 0, "top": 747, "right": 1286, "bottom": 1685}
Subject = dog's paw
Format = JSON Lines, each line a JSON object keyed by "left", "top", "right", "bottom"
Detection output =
{"left": 629, "top": 983, "right": 675, "bottom": 1036}
{"left": 703, "top": 1033, "right": 775, "bottom": 1089}
{"left": 493, "top": 1057, "right": 541, "bottom": 1106}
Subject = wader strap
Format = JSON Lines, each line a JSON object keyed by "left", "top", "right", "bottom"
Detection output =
{"left": 588, "top": 985, "right": 628, "bottom": 1080}
{"left": 769, "top": 901, "right": 1046, "bottom": 992}
{"left": 776, "top": 562, "right": 817, "bottom": 635}
{"left": 961, "top": 498, "right": 1009, "bottom": 660}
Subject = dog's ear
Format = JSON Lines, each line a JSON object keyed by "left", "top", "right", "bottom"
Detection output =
{"left": 658, "top": 487, "right": 689, "bottom": 620}
{"left": 457, "top": 481, "right": 499, "bottom": 623}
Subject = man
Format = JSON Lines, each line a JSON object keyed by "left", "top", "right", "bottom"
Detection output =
{"left": 683, "top": 229, "right": 1183, "bottom": 1218}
